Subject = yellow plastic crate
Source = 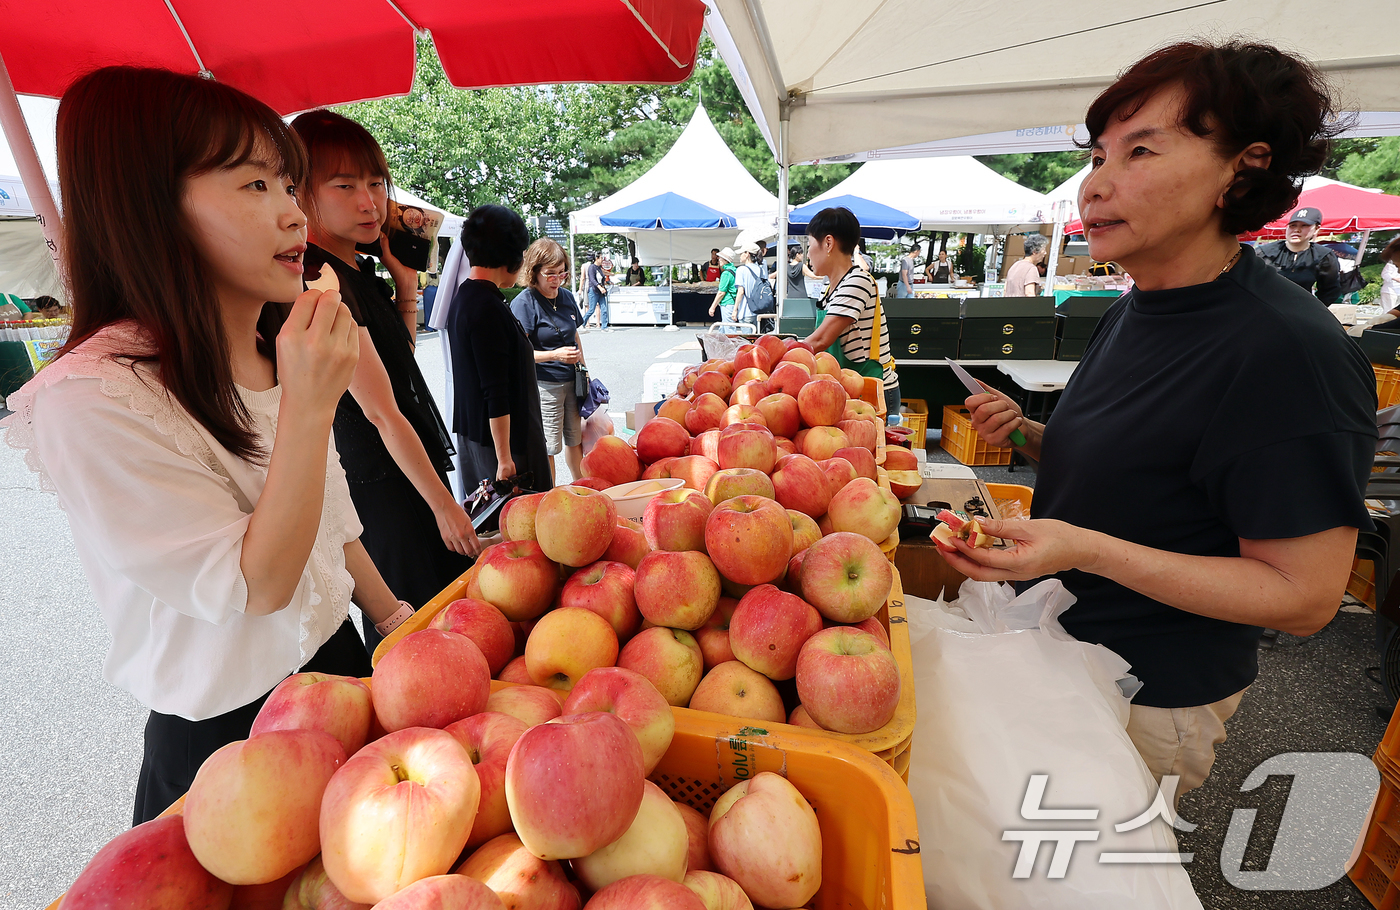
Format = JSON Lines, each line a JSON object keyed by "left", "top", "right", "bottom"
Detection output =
{"left": 940, "top": 405, "right": 1012, "bottom": 466}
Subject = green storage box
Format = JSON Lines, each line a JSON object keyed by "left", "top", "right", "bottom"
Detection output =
{"left": 1362, "top": 328, "right": 1400, "bottom": 367}
{"left": 778, "top": 297, "right": 818, "bottom": 338}
{"left": 961, "top": 297, "right": 1056, "bottom": 359}
{"left": 882, "top": 298, "right": 961, "bottom": 361}
{"left": 1054, "top": 293, "right": 1115, "bottom": 362}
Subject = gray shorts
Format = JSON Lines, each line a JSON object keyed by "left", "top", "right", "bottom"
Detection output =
{"left": 538, "top": 379, "right": 582, "bottom": 455}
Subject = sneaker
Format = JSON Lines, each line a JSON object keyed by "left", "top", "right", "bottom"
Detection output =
{"left": 577, "top": 326, "right": 590, "bottom": 334}
{"left": 603, "top": 327, "right": 615, "bottom": 333}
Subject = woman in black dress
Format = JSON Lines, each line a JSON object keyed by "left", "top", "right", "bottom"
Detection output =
{"left": 447, "top": 205, "right": 553, "bottom": 492}
{"left": 289, "top": 111, "right": 478, "bottom": 655}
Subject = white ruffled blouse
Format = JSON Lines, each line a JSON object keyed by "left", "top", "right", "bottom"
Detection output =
{"left": 2, "top": 322, "right": 360, "bottom": 720}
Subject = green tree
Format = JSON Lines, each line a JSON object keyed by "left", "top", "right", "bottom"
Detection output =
{"left": 1338, "top": 136, "right": 1400, "bottom": 195}
{"left": 974, "top": 151, "right": 1086, "bottom": 194}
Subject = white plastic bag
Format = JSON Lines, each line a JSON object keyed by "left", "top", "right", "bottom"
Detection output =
{"left": 907, "top": 579, "right": 1203, "bottom": 910}
{"left": 580, "top": 407, "right": 614, "bottom": 455}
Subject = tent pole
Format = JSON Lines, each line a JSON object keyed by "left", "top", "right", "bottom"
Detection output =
{"left": 569, "top": 215, "right": 578, "bottom": 296}
{"left": 1356, "top": 228, "right": 1372, "bottom": 272}
{"left": 1043, "top": 201, "right": 1067, "bottom": 295}
{"left": 776, "top": 101, "right": 791, "bottom": 329}
{"left": 0, "top": 51, "right": 63, "bottom": 276}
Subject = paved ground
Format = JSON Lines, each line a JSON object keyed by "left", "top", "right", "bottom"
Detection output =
{"left": 1, "top": 325, "right": 1390, "bottom": 907}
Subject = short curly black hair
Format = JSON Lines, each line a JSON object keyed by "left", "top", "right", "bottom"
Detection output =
{"left": 806, "top": 206, "right": 861, "bottom": 255}
{"left": 460, "top": 204, "right": 529, "bottom": 271}
{"left": 1082, "top": 41, "right": 1349, "bottom": 235}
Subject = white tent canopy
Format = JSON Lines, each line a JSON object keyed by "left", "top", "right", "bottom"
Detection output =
{"left": 0, "top": 218, "right": 62, "bottom": 299}
{"left": 807, "top": 156, "right": 1052, "bottom": 233}
{"left": 708, "top": 0, "right": 1400, "bottom": 166}
{"left": 393, "top": 187, "right": 465, "bottom": 239}
{"left": 570, "top": 103, "right": 778, "bottom": 264}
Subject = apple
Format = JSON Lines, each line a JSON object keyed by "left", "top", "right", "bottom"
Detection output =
{"left": 485, "top": 685, "right": 565, "bottom": 727}
{"left": 704, "top": 496, "right": 792, "bottom": 586}
{"left": 787, "top": 705, "right": 822, "bottom": 729}
{"left": 832, "top": 445, "right": 876, "bottom": 481}
{"left": 838, "top": 368, "right": 866, "bottom": 399}
{"left": 62, "top": 815, "right": 234, "bottom": 910}
{"left": 828, "top": 477, "right": 901, "bottom": 543}
{"left": 635, "top": 417, "right": 691, "bottom": 464}
{"left": 796, "top": 627, "right": 901, "bottom": 734}
{"left": 887, "top": 470, "right": 922, "bottom": 499}
{"left": 837, "top": 417, "right": 879, "bottom": 452}
{"left": 779, "top": 347, "right": 817, "bottom": 371}
{"left": 282, "top": 855, "right": 368, "bottom": 910}
{"left": 720, "top": 404, "right": 765, "bottom": 429}
{"left": 617, "top": 627, "right": 704, "bottom": 706}
{"left": 704, "top": 467, "right": 775, "bottom": 506}
{"left": 604, "top": 520, "right": 651, "bottom": 569}
{"left": 536, "top": 485, "right": 618, "bottom": 567}
{"left": 572, "top": 781, "right": 688, "bottom": 891}
{"left": 684, "top": 392, "right": 727, "bottom": 434}
{"left": 677, "top": 369, "right": 699, "bottom": 398}
{"left": 796, "top": 376, "right": 846, "bottom": 428}
{"left": 787, "top": 510, "right": 821, "bottom": 556}
{"left": 689, "top": 430, "right": 721, "bottom": 463}
{"left": 372, "top": 629, "right": 491, "bottom": 731}
{"left": 573, "top": 476, "right": 614, "bottom": 491}
{"left": 817, "top": 512, "right": 835, "bottom": 536}
{"left": 476, "top": 540, "right": 559, "bottom": 621}
{"left": 799, "top": 532, "right": 892, "bottom": 623}
{"left": 689, "top": 661, "right": 786, "bottom": 723}
{"left": 753, "top": 392, "right": 800, "bottom": 439}
{"left": 561, "top": 560, "right": 641, "bottom": 641}
{"left": 669, "top": 454, "right": 720, "bottom": 493}
{"left": 430, "top": 599, "right": 516, "bottom": 676}
{"left": 853, "top": 614, "right": 891, "bottom": 649}
{"left": 716, "top": 423, "right": 776, "bottom": 473}
{"left": 800, "top": 425, "right": 849, "bottom": 461}
{"left": 844, "top": 399, "right": 878, "bottom": 421}
{"left": 249, "top": 672, "right": 372, "bottom": 759}
{"left": 643, "top": 488, "right": 714, "bottom": 552}
{"left": 633, "top": 549, "right": 721, "bottom": 630}
{"left": 813, "top": 351, "right": 841, "bottom": 376}
{"left": 707, "top": 773, "right": 821, "bottom": 909}
{"left": 819, "top": 456, "right": 858, "bottom": 497}
{"left": 505, "top": 712, "right": 645, "bottom": 860}
{"left": 773, "top": 436, "right": 796, "bottom": 458}
{"left": 182, "top": 731, "right": 343, "bottom": 886}
{"left": 770, "top": 453, "right": 831, "bottom": 518}
{"left": 563, "top": 666, "right": 675, "bottom": 775}
{"left": 695, "top": 597, "right": 738, "bottom": 671}
{"left": 691, "top": 371, "right": 732, "bottom": 402}
{"left": 728, "top": 380, "right": 770, "bottom": 407}
{"left": 525, "top": 607, "right": 619, "bottom": 692}
{"left": 657, "top": 396, "right": 693, "bottom": 426}
{"left": 456, "top": 833, "right": 581, "bottom": 910}
{"left": 581, "top": 435, "right": 642, "bottom": 487}
{"left": 732, "top": 344, "right": 769, "bottom": 374}
{"left": 444, "top": 712, "right": 530, "bottom": 849}
{"left": 501, "top": 492, "right": 546, "bottom": 542}
{"left": 499, "top": 656, "right": 533, "bottom": 684}
{"left": 683, "top": 871, "right": 752, "bottom": 910}
{"left": 766, "top": 362, "right": 810, "bottom": 398}
{"left": 727, "top": 585, "right": 822, "bottom": 681}
{"left": 882, "top": 444, "right": 918, "bottom": 474}
{"left": 755, "top": 334, "right": 787, "bottom": 366}
{"left": 372, "top": 875, "right": 505, "bottom": 909}
{"left": 784, "top": 551, "right": 807, "bottom": 594}
{"left": 583, "top": 875, "right": 706, "bottom": 910}
{"left": 320, "top": 727, "right": 480, "bottom": 903}
{"left": 229, "top": 865, "right": 308, "bottom": 909}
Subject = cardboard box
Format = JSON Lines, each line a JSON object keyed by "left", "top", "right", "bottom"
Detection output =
{"left": 634, "top": 400, "right": 661, "bottom": 432}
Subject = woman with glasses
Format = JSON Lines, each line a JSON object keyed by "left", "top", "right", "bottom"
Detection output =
{"left": 510, "top": 239, "right": 586, "bottom": 484}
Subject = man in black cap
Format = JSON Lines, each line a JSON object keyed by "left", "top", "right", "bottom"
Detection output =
{"left": 1256, "top": 207, "right": 1343, "bottom": 304}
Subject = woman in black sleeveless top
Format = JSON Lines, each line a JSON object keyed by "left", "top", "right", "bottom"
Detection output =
{"left": 290, "top": 111, "right": 477, "bottom": 655}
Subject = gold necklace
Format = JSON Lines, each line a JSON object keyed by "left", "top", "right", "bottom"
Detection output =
{"left": 1218, "top": 246, "right": 1243, "bottom": 277}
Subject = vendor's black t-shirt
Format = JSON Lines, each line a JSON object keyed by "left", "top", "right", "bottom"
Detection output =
{"left": 1025, "top": 247, "right": 1376, "bottom": 709}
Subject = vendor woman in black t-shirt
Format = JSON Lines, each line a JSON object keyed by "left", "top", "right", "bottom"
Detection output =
{"left": 945, "top": 41, "right": 1376, "bottom": 800}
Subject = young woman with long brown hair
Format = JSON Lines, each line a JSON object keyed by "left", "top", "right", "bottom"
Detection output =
{"left": 287, "top": 111, "right": 477, "bottom": 656}
{"left": 1, "top": 67, "right": 411, "bottom": 825}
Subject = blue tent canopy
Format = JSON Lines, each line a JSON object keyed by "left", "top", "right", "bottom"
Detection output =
{"left": 788, "top": 194, "right": 919, "bottom": 240}
{"left": 599, "top": 192, "right": 738, "bottom": 230}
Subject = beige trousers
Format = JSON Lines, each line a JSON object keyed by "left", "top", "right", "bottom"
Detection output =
{"left": 1126, "top": 688, "right": 1248, "bottom": 803}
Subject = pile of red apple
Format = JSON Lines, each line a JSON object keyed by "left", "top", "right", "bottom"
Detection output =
{"left": 459, "top": 334, "right": 911, "bottom": 737}
{"left": 62, "top": 662, "right": 824, "bottom": 910}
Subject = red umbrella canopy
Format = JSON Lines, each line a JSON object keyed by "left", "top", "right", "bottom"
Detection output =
{"left": 1249, "top": 178, "right": 1400, "bottom": 238}
{"left": 0, "top": 0, "right": 707, "bottom": 114}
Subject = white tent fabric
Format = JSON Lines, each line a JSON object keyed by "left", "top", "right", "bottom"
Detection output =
{"left": 394, "top": 187, "right": 465, "bottom": 239}
{"left": 707, "top": 0, "right": 1400, "bottom": 165}
{"left": 570, "top": 103, "right": 777, "bottom": 263}
{"left": 807, "top": 156, "right": 1052, "bottom": 233}
{"left": 0, "top": 218, "right": 62, "bottom": 299}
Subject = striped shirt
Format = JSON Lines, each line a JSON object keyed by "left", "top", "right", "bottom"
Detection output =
{"left": 821, "top": 266, "right": 897, "bottom": 389}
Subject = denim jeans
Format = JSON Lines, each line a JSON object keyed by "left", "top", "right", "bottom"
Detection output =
{"left": 583, "top": 288, "right": 609, "bottom": 328}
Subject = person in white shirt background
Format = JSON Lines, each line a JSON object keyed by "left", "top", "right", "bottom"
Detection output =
{"left": 1381, "top": 237, "right": 1400, "bottom": 313}
{"left": 1, "top": 66, "right": 411, "bottom": 825}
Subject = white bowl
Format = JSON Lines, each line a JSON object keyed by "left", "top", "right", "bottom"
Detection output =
{"left": 602, "top": 477, "right": 686, "bottom": 520}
